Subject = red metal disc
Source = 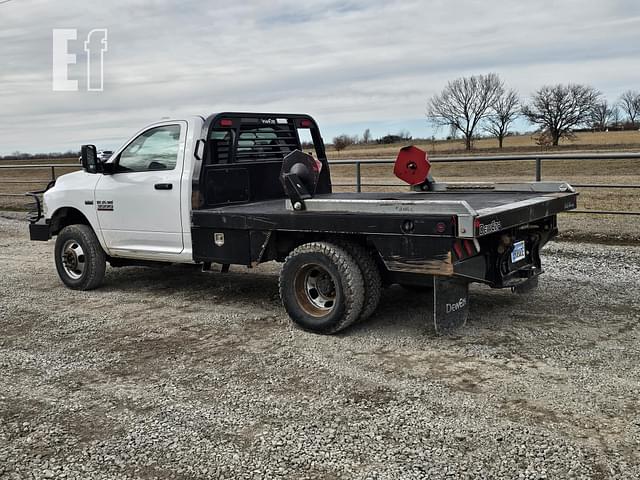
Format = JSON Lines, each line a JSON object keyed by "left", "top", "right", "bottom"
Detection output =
{"left": 393, "top": 146, "right": 431, "bottom": 185}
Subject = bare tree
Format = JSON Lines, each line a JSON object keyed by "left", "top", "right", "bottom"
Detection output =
{"left": 611, "top": 105, "right": 622, "bottom": 130}
{"left": 332, "top": 134, "right": 356, "bottom": 152}
{"left": 590, "top": 100, "right": 614, "bottom": 131}
{"left": 397, "top": 129, "right": 412, "bottom": 140}
{"left": 362, "top": 128, "right": 372, "bottom": 144}
{"left": 532, "top": 131, "right": 553, "bottom": 149}
{"left": 484, "top": 88, "right": 519, "bottom": 148}
{"left": 427, "top": 73, "right": 504, "bottom": 150}
{"left": 522, "top": 84, "right": 601, "bottom": 146}
{"left": 618, "top": 90, "right": 640, "bottom": 127}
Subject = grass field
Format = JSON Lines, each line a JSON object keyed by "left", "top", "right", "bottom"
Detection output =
{"left": 327, "top": 130, "right": 640, "bottom": 159}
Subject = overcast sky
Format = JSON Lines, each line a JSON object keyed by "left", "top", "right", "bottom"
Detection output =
{"left": 1, "top": 0, "right": 639, "bottom": 155}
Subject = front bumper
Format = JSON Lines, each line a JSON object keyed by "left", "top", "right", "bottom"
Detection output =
{"left": 29, "top": 219, "right": 51, "bottom": 241}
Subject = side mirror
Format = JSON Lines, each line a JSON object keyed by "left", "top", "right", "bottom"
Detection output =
{"left": 80, "top": 145, "right": 101, "bottom": 174}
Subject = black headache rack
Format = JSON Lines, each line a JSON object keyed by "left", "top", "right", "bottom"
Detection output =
{"left": 193, "top": 112, "right": 331, "bottom": 210}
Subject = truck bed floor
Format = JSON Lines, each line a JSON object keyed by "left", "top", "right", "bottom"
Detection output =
{"left": 196, "top": 190, "right": 556, "bottom": 216}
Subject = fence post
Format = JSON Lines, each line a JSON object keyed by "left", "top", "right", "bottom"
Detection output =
{"left": 355, "top": 162, "right": 362, "bottom": 192}
{"left": 535, "top": 157, "right": 541, "bottom": 181}
{"left": 51, "top": 166, "right": 56, "bottom": 182}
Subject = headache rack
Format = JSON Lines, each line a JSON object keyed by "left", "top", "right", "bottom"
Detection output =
{"left": 211, "top": 119, "right": 302, "bottom": 164}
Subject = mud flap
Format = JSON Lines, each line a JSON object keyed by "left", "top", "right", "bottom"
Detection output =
{"left": 433, "top": 277, "right": 469, "bottom": 335}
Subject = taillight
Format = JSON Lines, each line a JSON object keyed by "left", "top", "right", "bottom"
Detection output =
{"left": 463, "top": 240, "right": 474, "bottom": 256}
{"left": 453, "top": 242, "right": 463, "bottom": 259}
{"left": 300, "top": 119, "right": 312, "bottom": 128}
{"left": 219, "top": 118, "right": 233, "bottom": 127}
{"left": 452, "top": 239, "right": 480, "bottom": 261}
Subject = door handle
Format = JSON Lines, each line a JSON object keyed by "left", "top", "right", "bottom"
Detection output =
{"left": 154, "top": 183, "right": 173, "bottom": 190}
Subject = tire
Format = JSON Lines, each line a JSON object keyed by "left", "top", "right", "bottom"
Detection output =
{"left": 335, "top": 241, "right": 382, "bottom": 321}
{"left": 279, "top": 242, "right": 365, "bottom": 334}
{"left": 54, "top": 224, "right": 106, "bottom": 290}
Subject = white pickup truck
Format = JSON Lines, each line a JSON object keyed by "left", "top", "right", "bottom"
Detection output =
{"left": 28, "top": 112, "right": 577, "bottom": 334}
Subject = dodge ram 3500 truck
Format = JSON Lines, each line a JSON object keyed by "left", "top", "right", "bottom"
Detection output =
{"left": 28, "top": 112, "right": 578, "bottom": 334}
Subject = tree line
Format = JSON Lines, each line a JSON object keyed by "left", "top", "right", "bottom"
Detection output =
{"left": 330, "top": 129, "right": 413, "bottom": 152}
{"left": 331, "top": 75, "right": 640, "bottom": 152}
{"left": 0, "top": 150, "right": 80, "bottom": 161}
{"left": 427, "top": 73, "right": 640, "bottom": 150}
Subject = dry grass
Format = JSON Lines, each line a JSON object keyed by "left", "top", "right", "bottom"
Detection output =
{"left": 0, "top": 157, "right": 79, "bottom": 209}
{"left": 328, "top": 130, "right": 640, "bottom": 159}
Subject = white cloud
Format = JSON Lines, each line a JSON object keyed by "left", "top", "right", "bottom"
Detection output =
{"left": 0, "top": 0, "right": 639, "bottom": 153}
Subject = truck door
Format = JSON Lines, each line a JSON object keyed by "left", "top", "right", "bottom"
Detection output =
{"left": 94, "top": 121, "right": 187, "bottom": 256}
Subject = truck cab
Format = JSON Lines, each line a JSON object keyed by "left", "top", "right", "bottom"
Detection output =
{"left": 37, "top": 117, "right": 199, "bottom": 263}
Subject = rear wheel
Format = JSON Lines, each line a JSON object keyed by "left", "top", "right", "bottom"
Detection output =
{"left": 336, "top": 241, "right": 382, "bottom": 321}
{"left": 54, "top": 224, "right": 106, "bottom": 290}
{"left": 279, "top": 242, "right": 364, "bottom": 334}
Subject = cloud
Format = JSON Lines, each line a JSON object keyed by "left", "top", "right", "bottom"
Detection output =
{"left": 0, "top": 0, "right": 639, "bottom": 154}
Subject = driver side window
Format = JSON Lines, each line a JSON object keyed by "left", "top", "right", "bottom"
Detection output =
{"left": 118, "top": 125, "right": 181, "bottom": 172}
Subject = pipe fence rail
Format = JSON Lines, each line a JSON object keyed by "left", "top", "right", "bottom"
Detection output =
{"left": 1, "top": 152, "right": 640, "bottom": 215}
{"left": 330, "top": 152, "right": 640, "bottom": 216}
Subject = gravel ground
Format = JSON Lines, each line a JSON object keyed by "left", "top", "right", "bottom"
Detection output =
{"left": 1, "top": 213, "right": 639, "bottom": 480}
{"left": 557, "top": 215, "right": 640, "bottom": 245}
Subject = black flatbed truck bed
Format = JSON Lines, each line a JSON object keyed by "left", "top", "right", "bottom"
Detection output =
{"left": 186, "top": 112, "right": 578, "bottom": 334}
{"left": 181, "top": 113, "right": 577, "bottom": 333}
{"left": 194, "top": 188, "right": 575, "bottom": 235}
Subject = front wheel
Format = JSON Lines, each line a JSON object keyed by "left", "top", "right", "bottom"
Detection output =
{"left": 279, "top": 242, "right": 365, "bottom": 334}
{"left": 54, "top": 224, "right": 106, "bottom": 290}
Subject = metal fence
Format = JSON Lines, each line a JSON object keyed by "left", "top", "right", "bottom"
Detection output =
{"left": 1, "top": 152, "right": 639, "bottom": 215}
{"left": 0, "top": 163, "right": 79, "bottom": 207}
{"left": 331, "top": 152, "right": 640, "bottom": 216}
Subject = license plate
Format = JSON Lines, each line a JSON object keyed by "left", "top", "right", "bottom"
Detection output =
{"left": 511, "top": 240, "right": 526, "bottom": 263}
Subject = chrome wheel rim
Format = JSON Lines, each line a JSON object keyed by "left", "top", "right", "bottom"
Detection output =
{"left": 294, "top": 264, "right": 337, "bottom": 317}
{"left": 61, "top": 240, "right": 85, "bottom": 280}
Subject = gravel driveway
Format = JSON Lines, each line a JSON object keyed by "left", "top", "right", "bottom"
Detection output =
{"left": 1, "top": 214, "right": 639, "bottom": 480}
